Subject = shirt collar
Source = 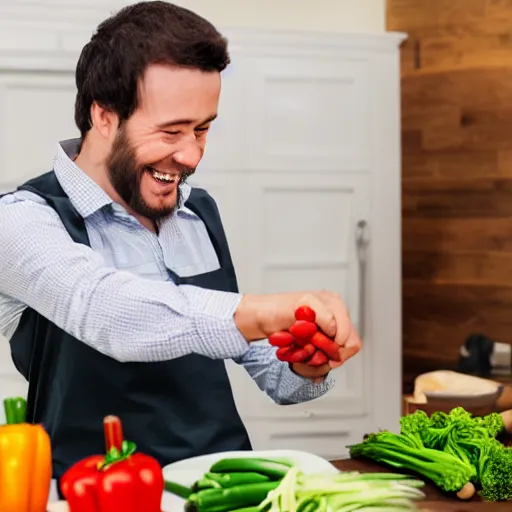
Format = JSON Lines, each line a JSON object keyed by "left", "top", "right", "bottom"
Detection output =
{"left": 53, "top": 138, "right": 192, "bottom": 219}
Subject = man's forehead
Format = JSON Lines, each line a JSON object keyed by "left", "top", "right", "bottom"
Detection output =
{"left": 139, "top": 64, "right": 220, "bottom": 98}
{"left": 135, "top": 65, "right": 221, "bottom": 126}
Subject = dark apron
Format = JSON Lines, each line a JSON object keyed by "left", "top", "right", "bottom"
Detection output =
{"left": 6, "top": 171, "right": 252, "bottom": 494}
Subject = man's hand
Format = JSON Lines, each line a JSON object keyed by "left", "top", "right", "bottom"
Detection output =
{"left": 234, "top": 290, "right": 363, "bottom": 367}
{"left": 290, "top": 361, "right": 331, "bottom": 384}
{"left": 290, "top": 318, "right": 361, "bottom": 383}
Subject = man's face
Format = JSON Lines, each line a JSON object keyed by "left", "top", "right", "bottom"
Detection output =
{"left": 106, "top": 64, "right": 221, "bottom": 220}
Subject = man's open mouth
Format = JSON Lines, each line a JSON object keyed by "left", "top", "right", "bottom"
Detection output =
{"left": 145, "top": 166, "right": 180, "bottom": 184}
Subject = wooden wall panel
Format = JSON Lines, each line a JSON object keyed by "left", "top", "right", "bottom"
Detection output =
{"left": 388, "top": 0, "right": 512, "bottom": 391}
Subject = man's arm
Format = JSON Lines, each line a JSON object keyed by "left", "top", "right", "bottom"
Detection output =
{"left": 0, "top": 193, "right": 250, "bottom": 362}
{"left": 0, "top": 193, "right": 361, "bottom": 365}
{"left": 233, "top": 344, "right": 334, "bottom": 405}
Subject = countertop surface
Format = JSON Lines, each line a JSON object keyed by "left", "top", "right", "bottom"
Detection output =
{"left": 332, "top": 459, "right": 510, "bottom": 511}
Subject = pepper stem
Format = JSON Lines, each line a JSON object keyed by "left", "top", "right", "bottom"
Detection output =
{"left": 103, "top": 415, "right": 124, "bottom": 452}
{"left": 99, "top": 415, "right": 137, "bottom": 471}
{"left": 4, "top": 397, "right": 27, "bottom": 425}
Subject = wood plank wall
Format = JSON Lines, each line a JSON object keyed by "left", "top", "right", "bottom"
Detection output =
{"left": 387, "top": 0, "right": 512, "bottom": 391}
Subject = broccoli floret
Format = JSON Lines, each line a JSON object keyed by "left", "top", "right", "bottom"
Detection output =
{"left": 474, "top": 412, "right": 506, "bottom": 438}
{"left": 418, "top": 408, "right": 501, "bottom": 453}
{"left": 399, "top": 410, "right": 431, "bottom": 449}
{"left": 479, "top": 444, "right": 512, "bottom": 501}
{"left": 448, "top": 407, "right": 473, "bottom": 423}
{"left": 429, "top": 411, "right": 450, "bottom": 429}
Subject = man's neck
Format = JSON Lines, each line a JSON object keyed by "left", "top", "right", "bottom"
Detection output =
{"left": 74, "top": 138, "right": 119, "bottom": 203}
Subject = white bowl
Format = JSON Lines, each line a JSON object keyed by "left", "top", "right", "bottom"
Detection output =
{"left": 414, "top": 370, "right": 502, "bottom": 408}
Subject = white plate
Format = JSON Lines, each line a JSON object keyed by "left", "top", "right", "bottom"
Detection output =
{"left": 162, "top": 449, "right": 338, "bottom": 511}
{"left": 47, "top": 502, "right": 68, "bottom": 512}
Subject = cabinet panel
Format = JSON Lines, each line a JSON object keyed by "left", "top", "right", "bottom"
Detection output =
{"left": 246, "top": 172, "right": 369, "bottom": 324}
{"left": 0, "top": 72, "right": 77, "bottom": 190}
{"left": 238, "top": 171, "right": 371, "bottom": 423}
{"left": 245, "top": 57, "right": 372, "bottom": 172}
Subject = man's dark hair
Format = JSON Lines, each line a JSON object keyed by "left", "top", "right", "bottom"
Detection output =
{"left": 74, "top": 1, "right": 230, "bottom": 138}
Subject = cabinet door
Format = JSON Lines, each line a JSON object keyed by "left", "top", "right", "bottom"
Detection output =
{"left": 223, "top": 171, "right": 373, "bottom": 457}
{"left": 0, "top": 72, "right": 78, "bottom": 189}
{"left": 242, "top": 55, "right": 371, "bottom": 173}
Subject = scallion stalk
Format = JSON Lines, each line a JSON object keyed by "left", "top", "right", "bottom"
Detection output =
{"left": 258, "top": 468, "right": 425, "bottom": 512}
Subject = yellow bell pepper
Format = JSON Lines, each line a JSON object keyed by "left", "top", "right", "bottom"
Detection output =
{"left": 0, "top": 397, "right": 52, "bottom": 512}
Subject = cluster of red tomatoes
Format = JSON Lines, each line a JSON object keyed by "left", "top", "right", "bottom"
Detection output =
{"left": 269, "top": 306, "right": 341, "bottom": 366}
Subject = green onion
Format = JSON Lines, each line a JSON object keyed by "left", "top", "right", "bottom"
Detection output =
{"left": 258, "top": 468, "right": 425, "bottom": 512}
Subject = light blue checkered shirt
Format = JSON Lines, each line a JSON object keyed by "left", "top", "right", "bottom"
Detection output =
{"left": 0, "top": 139, "right": 333, "bottom": 405}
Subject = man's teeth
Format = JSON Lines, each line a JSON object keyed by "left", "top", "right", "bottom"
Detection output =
{"left": 150, "top": 168, "right": 178, "bottom": 183}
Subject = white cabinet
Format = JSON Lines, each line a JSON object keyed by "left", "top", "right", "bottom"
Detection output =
{"left": 0, "top": 9, "right": 405, "bottom": 459}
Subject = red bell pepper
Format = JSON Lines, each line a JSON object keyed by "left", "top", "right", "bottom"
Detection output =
{"left": 60, "top": 415, "right": 164, "bottom": 512}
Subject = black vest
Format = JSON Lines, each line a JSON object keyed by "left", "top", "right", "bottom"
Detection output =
{"left": 8, "top": 171, "right": 252, "bottom": 481}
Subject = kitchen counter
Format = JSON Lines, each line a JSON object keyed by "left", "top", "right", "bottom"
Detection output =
{"left": 332, "top": 459, "right": 511, "bottom": 511}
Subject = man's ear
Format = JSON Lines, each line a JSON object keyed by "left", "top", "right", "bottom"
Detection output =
{"left": 90, "top": 102, "right": 119, "bottom": 141}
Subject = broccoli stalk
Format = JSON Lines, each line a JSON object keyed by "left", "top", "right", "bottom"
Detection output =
{"left": 348, "top": 431, "right": 476, "bottom": 496}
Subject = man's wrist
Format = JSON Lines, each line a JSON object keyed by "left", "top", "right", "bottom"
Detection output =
{"left": 234, "top": 294, "right": 265, "bottom": 341}
{"left": 234, "top": 293, "right": 296, "bottom": 342}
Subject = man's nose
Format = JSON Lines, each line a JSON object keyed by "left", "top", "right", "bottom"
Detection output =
{"left": 173, "top": 141, "right": 203, "bottom": 170}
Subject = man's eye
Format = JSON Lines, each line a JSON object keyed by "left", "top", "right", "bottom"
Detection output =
{"left": 164, "top": 130, "right": 180, "bottom": 136}
{"left": 195, "top": 126, "right": 209, "bottom": 132}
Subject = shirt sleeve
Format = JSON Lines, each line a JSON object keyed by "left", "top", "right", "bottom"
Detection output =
{"left": 233, "top": 343, "right": 334, "bottom": 405}
{"left": 0, "top": 193, "right": 250, "bottom": 363}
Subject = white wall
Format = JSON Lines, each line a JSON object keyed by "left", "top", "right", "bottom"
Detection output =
{"left": 0, "top": 0, "right": 386, "bottom": 34}
{"left": 172, "top": 0, "right": 386, "bottom": 33}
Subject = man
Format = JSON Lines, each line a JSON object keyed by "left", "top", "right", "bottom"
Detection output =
{"left": 0, "top": 1, "right": 362, "bottom": 484}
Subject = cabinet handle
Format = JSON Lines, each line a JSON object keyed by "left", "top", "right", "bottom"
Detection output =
{"left": 355, "top": 220, "right": 369, "bottom": 341}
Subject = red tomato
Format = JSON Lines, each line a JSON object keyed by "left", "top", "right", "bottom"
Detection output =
{"left": 289, "top": 320, "right": 318, "bottom": 340}
{"left": 276, "top": 346, "right": 294, "bottom": 362}
{"left": 310, "top": 332, "right": 341, "bottom": 362}
{"left": 268, "top": 331, "right": 295, "bottom": 347}
{"left": 294, "top": 305, "right": 316, "bottom": 323}
{"left": 309, "top": 350, "right": 328, "bottom": 366}
{"left": 293, "top": 336, "right": 309, "bottom": 348}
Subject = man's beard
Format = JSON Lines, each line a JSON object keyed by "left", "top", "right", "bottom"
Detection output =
{"left": 106, "top": 127, "right": 193, "bottom": 221}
